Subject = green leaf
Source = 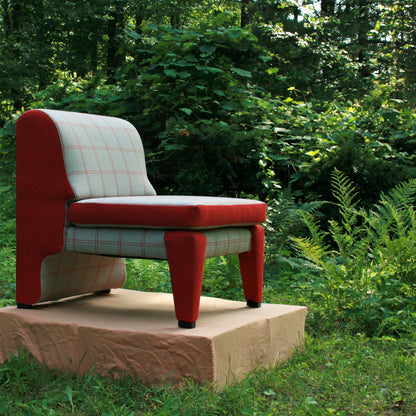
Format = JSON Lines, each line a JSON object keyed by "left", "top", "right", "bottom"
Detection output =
{"left": 221, "top": 102, "right": 238, "bottom": 111}
{"left": 178, "top": 71, "right": 191, "bottom": 79}
{"left": 180, "top": 108, "right": 192, "bottom": 115}
{"left": 231, "top": 67, "right": 252, "bottom": 78}
{"left": 165, "top": 144, "right": 186, "bottom": 151}
{"left": 125, "top": 30, "right": 141, "bottom": 41}
{"left": 213, "top": 89, "right": 225, "bottom": 97}
{"left": 196, "top": 66, "right": 223, "bottom": 74}
{"left": 164, "top": 69, "right": 178, "bottom": 77}
{"left": 199, "top": 45, "right": 217, "bottom": 54}
{"left": 175, "top": 60, "right": 193, "bottom": 67}
{"left": 260, "top": 55, "right": 272, "bottom": 62}
{"left": 266, "top": 68, "right": 280, "bottom": 75}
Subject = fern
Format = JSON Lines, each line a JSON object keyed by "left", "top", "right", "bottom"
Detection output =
{"left": 331, "top": 168, "right": 360, "bottom": 233}
{"left": 265, "top": 188, "right": 325, "bottom": 264}
{"left": 292, "top": 169, "right": 416, "bottom": 336}
{"left": 291, "top": 236, "right": 327, "bottom": 269}
{"left": 371, "top": 178, "right": 416, "bottom": 240}
{"left": 298, "top": 211, "right": 328, "bottom": 249}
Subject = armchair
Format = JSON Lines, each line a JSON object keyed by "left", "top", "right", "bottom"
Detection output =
{"left": 16, "top": 109, "right": 266, "bottom": 328}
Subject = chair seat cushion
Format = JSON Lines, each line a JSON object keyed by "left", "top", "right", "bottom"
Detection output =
{"left": 68, "top": 195, "right": 266, "bottom": 229}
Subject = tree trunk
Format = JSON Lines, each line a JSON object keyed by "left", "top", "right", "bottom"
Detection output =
{"left": 321, "top": 0, "right": 335, "bottom": 16}
{"left": 293, "top": 5, "right": 299, "bottom": 22}
{"left": 170, "top": 13, "right": 181, "bottom": 28}
{"left": 11, "top": 0, "right": 23, "bottom": 31}
{"left": 107, "top": 5, "right": 126, "bottom": 79}
{"left": 357, "top": 0, "right": 370, "bottom": 77}
{"left": 1, "top": 0, "right": 11, "bottom": 36}
{"left": 241, "top": 0, "right": 251, "bottom": 27}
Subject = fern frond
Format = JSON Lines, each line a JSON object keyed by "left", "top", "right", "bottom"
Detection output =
{"left": 291, "top": 236, "right": 328, "bottom": 268}
{"left": 265, "top": 189, "right": 327, "bottom": 263}
{"left": 297, "top": 199, "right": 326, "bottom": 215}
{"left": 298, "top": 211, "right": 328, "bottom": 247}
{"left": 371, "top": 178, "right": 416, "bottom": 239}
{"left": 379, "top": 178, "right": 416, "bottom": 210}
{"left": 266, "top": 195, "right": 298, "bottom": 230}
{"left": 328, "top": 219, "right": 350, "bottom": 255}
{"left": 331, "top": 168, "right": 361, "bottom": 232}
{"left": 331, "top": 168, "right": 360, "bottom": 210}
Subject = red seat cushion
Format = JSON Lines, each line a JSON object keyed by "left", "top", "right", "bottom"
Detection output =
{"left": 69, "top": 196, "right": 266, "bottom": 229}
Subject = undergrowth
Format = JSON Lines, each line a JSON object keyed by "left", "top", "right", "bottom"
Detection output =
{"left": 291, "top": 169, "right": 416, "bottom": 337}
{"left": 0, "top": 334, "right": 414, "bottom": 415}
{"left": 0, "top": 170, "right": 416, "bottom": 414}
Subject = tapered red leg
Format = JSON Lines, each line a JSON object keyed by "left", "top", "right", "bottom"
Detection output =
{"left": 164, "top": 231, "right": 207, "bottom": 328}
{"left": 238, "top": 225, "right": 264, "bottom": 307}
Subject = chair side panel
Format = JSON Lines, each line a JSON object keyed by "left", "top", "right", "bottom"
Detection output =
{"left": 39, "top": 252, "right": 126, "bottom": 302}
{"left": 16, "top": 110, "right": 75, "bottom": 304}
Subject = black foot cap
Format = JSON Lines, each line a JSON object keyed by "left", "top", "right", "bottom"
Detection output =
{"left": 247, "top": 300, "right": 261, "bottom": 308}
{"left": 178, "top": 320, "right": 196, "bottom": 329}
{"left": 17, "top": 303, "right": 33, "bottom": 309}
{"left": 96, "top": 289, "right": 111, "bottom": 294}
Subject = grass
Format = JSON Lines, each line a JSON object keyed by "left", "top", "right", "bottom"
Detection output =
{"left": 0, "top": 334, "right": 414, "bottom": 415}
{"left": 0, "top": 206, "right": 415, "bottom": 414}
{"left": 1, "top": 258, "right": 415, "bottom": 415}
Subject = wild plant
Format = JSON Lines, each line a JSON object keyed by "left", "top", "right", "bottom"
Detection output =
{"left": 292, "top": 169, "right": 416, "bottom": 336}
{"left": 264, "top": 188, "right": 324, "bottom": 268}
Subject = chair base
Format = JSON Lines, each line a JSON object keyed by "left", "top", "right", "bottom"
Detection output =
{"left": 178, "top": 320, "right": 196, "bottom": 329}
{"left": 17, "top": 303, "right": 33, "bottom": 309}
{"left": 1, "top": 289, "right": 307, "bottom": 387}
{"left": 247, "top": 300, "right": 261, "bottom": 308}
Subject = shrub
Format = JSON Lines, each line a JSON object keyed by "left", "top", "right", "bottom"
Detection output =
{"left": 292, "top": 169, "right": 416, "bottom": 337}
{"left": 118, "top": 24, "right": 272, "bottom": 196}
{"left": 295, "top": 97, "right": 416, "bottom": 207}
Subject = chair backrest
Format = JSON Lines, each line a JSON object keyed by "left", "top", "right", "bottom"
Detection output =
{"left": 40, "top": 109, "right": 156, "bottom": 199}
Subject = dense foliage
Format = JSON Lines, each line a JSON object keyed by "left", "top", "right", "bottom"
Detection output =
{"left": 293, "top": 170, "right": 416, "bottom": 336}
{"left": 0, "top": 0, "right": 415, "bottom": 340}
{"left": 0, "top": 2, "right": 415, "bottom": 413}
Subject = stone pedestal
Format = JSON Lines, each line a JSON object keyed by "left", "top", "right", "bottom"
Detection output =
{"left": 0, "top": 289, "right": 306, "bottom": 387}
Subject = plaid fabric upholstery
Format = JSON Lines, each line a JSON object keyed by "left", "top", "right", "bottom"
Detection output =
{"left": 39, "top": 252, "right": 126, "bottom": 302}
{"left": 69, "top": 195, "right": 266, "bottom": 229}
{"left": 65, "top": 227, "right": 251, "bottom": 259}
{"left": 65, "top": 228, "right": 167, "bottom": 259}
{"left": 204, "top": 228, "right": 251, "bottom": 257}
{"left": 40, "top": 109, "right": 156, "bottom": 199}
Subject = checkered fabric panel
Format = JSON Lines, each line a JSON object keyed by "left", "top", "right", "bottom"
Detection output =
{"left": 65, "top": 227, "right": 252, "bottom": 259}
{"left": 40, "top": 109, "right": 156, "bottom": 199}
{"left": 65, "top": 227, "right": 168, "bottom": 259}
{"left": 39, "top": 251, "right": 126, "bottom": 302}
{"left": 204, "top": 228, "right": 251, "bottom": 258}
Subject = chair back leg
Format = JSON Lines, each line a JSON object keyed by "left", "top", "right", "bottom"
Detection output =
{"left": 238, "top": 225, "right": 264, "bottom": 307}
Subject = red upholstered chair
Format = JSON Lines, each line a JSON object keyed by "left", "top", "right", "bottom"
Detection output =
{"left": 16, "top": 109, "right": 266, "bottom": 328}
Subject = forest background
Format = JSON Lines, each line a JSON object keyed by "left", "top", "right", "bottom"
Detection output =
{"left": 0, "top": 1, "right": 415, "bottom": 414}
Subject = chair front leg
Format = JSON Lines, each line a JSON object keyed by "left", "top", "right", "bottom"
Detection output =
{"left": 238, "top": 224, "right": 264, "bottom": 307}
{"left": 164, "top": 231, "right": 207, "bottom": 328}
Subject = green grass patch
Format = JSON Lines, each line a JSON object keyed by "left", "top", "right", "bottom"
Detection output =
{"left": 0, "top": 334, "right": 414, "bottom": 415}
{"left": 1, "top": 175, "right": 416, "bottom": 414}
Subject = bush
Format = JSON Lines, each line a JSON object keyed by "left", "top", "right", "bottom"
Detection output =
{"left": 294, "top": 96, "right": 416, "bottom": 207}
{"left": 291, "top": 169, "right": 416, "bottom": 337}
{"left": 118, "top": 24, "right": 273, "bottom": 196}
